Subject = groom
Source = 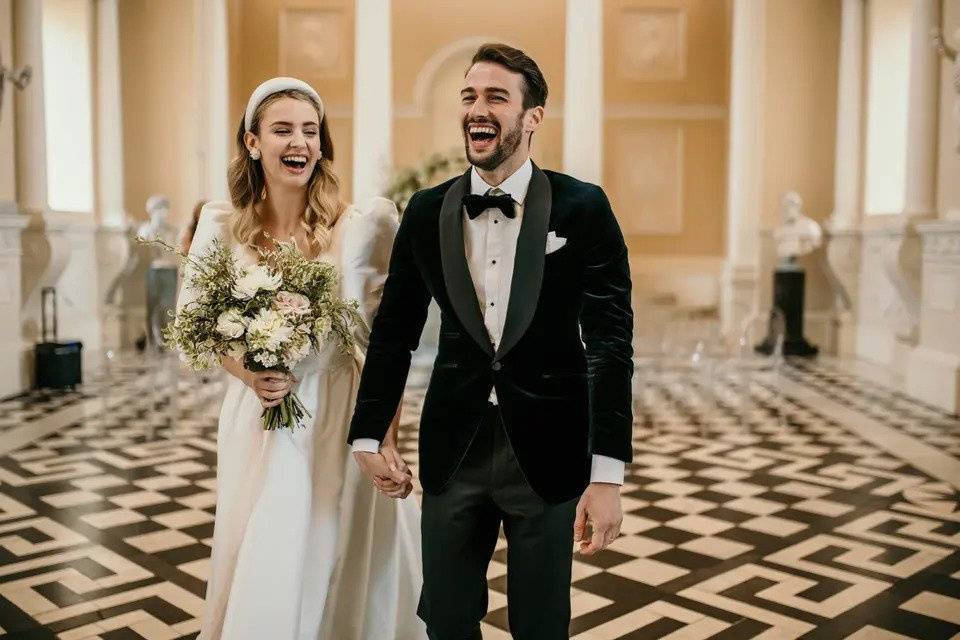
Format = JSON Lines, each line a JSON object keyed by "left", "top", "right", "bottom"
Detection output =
{"left": 348, "top": 43, "right": 633, "bottom": 640}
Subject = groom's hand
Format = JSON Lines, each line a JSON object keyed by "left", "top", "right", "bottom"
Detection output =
{"left": 574, "top": 483, "right": 623, "bottom": 555}
{"left": 353, "top": 450, "right": 394, "bottom": 483}
{"left": 354, "top": 450, "right": 411, "bottom": 487}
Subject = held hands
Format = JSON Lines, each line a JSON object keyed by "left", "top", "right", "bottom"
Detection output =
{"left": 574, "top": 483, "right": 623, "bottom": 555}
{"left": 353, "top": 444, "right": 413, "bottom": 500}
{"left": 244, "top": 370, "right": 298, "bottom": 408}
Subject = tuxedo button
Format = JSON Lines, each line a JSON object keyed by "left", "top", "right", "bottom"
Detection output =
{"left": 492, "top": 362, "right": 502, "bottom": 371}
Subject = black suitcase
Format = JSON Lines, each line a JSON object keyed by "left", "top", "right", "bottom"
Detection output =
{"left": 34, "top": 287, "right": 83, "bottom": 389}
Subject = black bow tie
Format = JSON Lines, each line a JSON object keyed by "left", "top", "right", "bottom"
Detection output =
{"left": 462, "top": 193, "right": 516, "bottom": 220}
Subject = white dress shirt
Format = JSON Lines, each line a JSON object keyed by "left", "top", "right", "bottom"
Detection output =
{"left": 353, "top": 158, "right": 625, "bottom": 485}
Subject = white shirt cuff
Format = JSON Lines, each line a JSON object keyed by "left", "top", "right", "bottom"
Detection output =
{"left": 351, "top": 438, "right": 380, "bottom": 454}
{"left": 590, "top": 454, "right": 625, "bottom": 485}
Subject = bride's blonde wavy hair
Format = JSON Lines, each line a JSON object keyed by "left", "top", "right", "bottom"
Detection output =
{"left": 228, "top": 89, "right": 346, "bottom": 253}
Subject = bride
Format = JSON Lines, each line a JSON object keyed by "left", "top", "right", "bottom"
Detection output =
{"left": 180, "top": 77, "right": 426, "bottom": 640}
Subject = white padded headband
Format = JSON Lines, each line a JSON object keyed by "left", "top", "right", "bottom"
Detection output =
{"left": 244, "top": 77, "right": 325, "bottom": 132}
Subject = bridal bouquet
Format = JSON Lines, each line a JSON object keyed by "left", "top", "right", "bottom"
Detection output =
{"left": 140, "top": 235, "right": 361, "bottom": 430}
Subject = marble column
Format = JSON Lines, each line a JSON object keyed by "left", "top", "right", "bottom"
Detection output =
{"left": 902, "top": 0, "right": 939, "bottom": 219}
{"left": 95, "top": 0, "right": 132, "bottom": 353}
{"left": 196, "top": 0, "right": 229, "bottom": 202}
{"left": 14, "top": 0, "right": 48, "bottom": 216}
{"left": 0, "top": 0, "right": 17, "bottom": 204}
{"left": 353, "top": 0, "right": 392, "bottom": 205}
{"left": 0, "top": 1, "right": 23, "bottom": 395}
{"left": 562, "top": 0, "right": 603, "bottom": 184}
{"left": 721, "top": 0, "right": 766, "bottom": 334}
{"left": 825, "top": 0, "right": 865, "bottom": 356}
{"left": 830, "top": 0, "right": 865, "bottom": 233}
{"left": 95, "top": 0, "right": 125, "bottom": 228}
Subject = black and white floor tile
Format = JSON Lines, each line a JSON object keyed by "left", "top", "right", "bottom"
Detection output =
{"left": 0, "top": 357, "right": 957, "bottom": 639}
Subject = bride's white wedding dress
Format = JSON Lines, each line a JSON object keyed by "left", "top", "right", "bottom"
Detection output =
{"left": 181, "top": 198, "right": 426, "bottom": 640}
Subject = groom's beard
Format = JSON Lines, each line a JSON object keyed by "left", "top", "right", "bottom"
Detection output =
{"left": 463, "top": 113, "right": 524, "bottom": 171}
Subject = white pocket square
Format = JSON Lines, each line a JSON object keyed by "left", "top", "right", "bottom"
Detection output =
{"left": 545, "top": 231, "right": 567, "bottom": 255}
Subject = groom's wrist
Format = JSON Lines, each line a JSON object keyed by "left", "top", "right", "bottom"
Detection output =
{"left": 351, "top": 438, "right": 381, "bottom": 454}
{"left": 590, "top": 454, "right": 625, "bottom": 485}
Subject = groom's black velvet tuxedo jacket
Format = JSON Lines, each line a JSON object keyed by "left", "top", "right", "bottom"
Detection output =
{"left": 348, "top": 163, "right": 633, "bottom": 504}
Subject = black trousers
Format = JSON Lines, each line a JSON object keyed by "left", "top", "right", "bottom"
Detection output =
{"left": 418, "top": 403, "right": 578, "bottom": 640}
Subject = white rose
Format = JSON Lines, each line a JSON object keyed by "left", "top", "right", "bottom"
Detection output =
{"left": 233, "top": 264, "right": 282, "bottom": 300}
{"left": 215, "top": 309, "right": 246, "bottom": 338}
{"left": 275, "top": 291, "right": 311, "bottom": 318}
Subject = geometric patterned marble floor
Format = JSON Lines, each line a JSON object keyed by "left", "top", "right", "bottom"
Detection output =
{"left": 0, "top": 356, "right": 957, "bottom": 639}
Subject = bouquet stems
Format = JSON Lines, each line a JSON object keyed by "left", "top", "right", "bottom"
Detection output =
{"left": 261, "top": 391, "right": 311, "bottom": 430}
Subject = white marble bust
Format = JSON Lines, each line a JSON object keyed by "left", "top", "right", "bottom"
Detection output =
{"left": 774, "top": 191, "right": 822, "bottom": 264}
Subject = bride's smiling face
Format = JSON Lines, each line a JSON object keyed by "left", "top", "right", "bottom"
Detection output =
{"left": 245, "top": 97, "right": 321, "bottom": 191}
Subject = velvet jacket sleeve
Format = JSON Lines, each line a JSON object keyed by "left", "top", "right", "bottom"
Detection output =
{"left": 347, "top": 193, "right": 432, "bottom": 444}
{"left": 580, "top": 186, "right": 634, "bottom": 464}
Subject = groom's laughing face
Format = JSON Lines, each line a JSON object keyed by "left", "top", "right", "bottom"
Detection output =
{"left": 460, "top": 62, "right": 529, "bottom": 171}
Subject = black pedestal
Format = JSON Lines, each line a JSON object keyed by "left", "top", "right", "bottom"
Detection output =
{"left": 756, "top": 268, "right": 819, "bottom": 357}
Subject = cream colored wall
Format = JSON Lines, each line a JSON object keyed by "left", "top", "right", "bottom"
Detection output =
{"left": 391, "top": 0, "right": 565, "bottom": 177}
{"left": 602, "top": 0, "right": 729, "bottom": 262}
{"left": 230, "top": 0, "right": 355, "bottom": 202}
{"left": 596, "top": 0, "right": 730, "bottom": 311}
{"left": 761, "top": 1, "right": 840, "bottom": 229}
{"left": 938, "top": 0, "right": 960, "bottom": 218}
{"left": 761, "top": 0, "right": 840, "bottom": 318}
{"left": 0, "top": 0, "right": 15, "bottom": 202}
{"left": 119, "top": 0, "right": 199, "bottom": 225}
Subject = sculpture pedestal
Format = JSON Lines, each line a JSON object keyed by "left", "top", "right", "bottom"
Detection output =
{"left": 757, "top": 268, "right": 819, "bottom": 357}
{"left": 146, "top": 265, "right": 178, "bottom": 349}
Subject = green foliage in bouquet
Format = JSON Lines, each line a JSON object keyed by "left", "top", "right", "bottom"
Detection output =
{"left": 384, "top": 149, "right": 469, "bottom": 214}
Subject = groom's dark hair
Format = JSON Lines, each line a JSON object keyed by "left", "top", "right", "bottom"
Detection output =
{"left": 469, "top": 43, "right": 548, "bottom": 110}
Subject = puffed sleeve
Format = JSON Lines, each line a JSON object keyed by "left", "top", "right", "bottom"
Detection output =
{"left": 339, "top": 196, "right": 400, "bottom": 353}
{"left": 176, "top": 201, "right": 234, "bottom": 314}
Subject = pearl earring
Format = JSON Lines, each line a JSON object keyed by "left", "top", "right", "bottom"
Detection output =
{"left": 250, "top": 150, "right": 260, "bottom": 160}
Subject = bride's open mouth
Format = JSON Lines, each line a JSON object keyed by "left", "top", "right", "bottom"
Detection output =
{"left": 281, "top": 154, "right": 309, "bottom": 174}
{"left": 467, "top": 123, "right": 498, "bottom": 153}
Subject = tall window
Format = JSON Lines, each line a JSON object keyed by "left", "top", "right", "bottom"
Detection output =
{"left": 41, "top": 0, "right": 94, "bottom": 213}
{"left": 863, "top": 0, "right": 911, "bottom": 216}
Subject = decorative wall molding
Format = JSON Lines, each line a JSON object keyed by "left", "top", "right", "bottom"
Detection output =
{"left": 608, "top": 124, "right": 684, "bottom": 235}
{"left": 616, "top": 7, "right": 688, "bottom": 81}
{"left": 278, "top": 7, "right": 348, "bottom": 80}
{"left": 605, "top": 103, "right": 727, "bottom": 120}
